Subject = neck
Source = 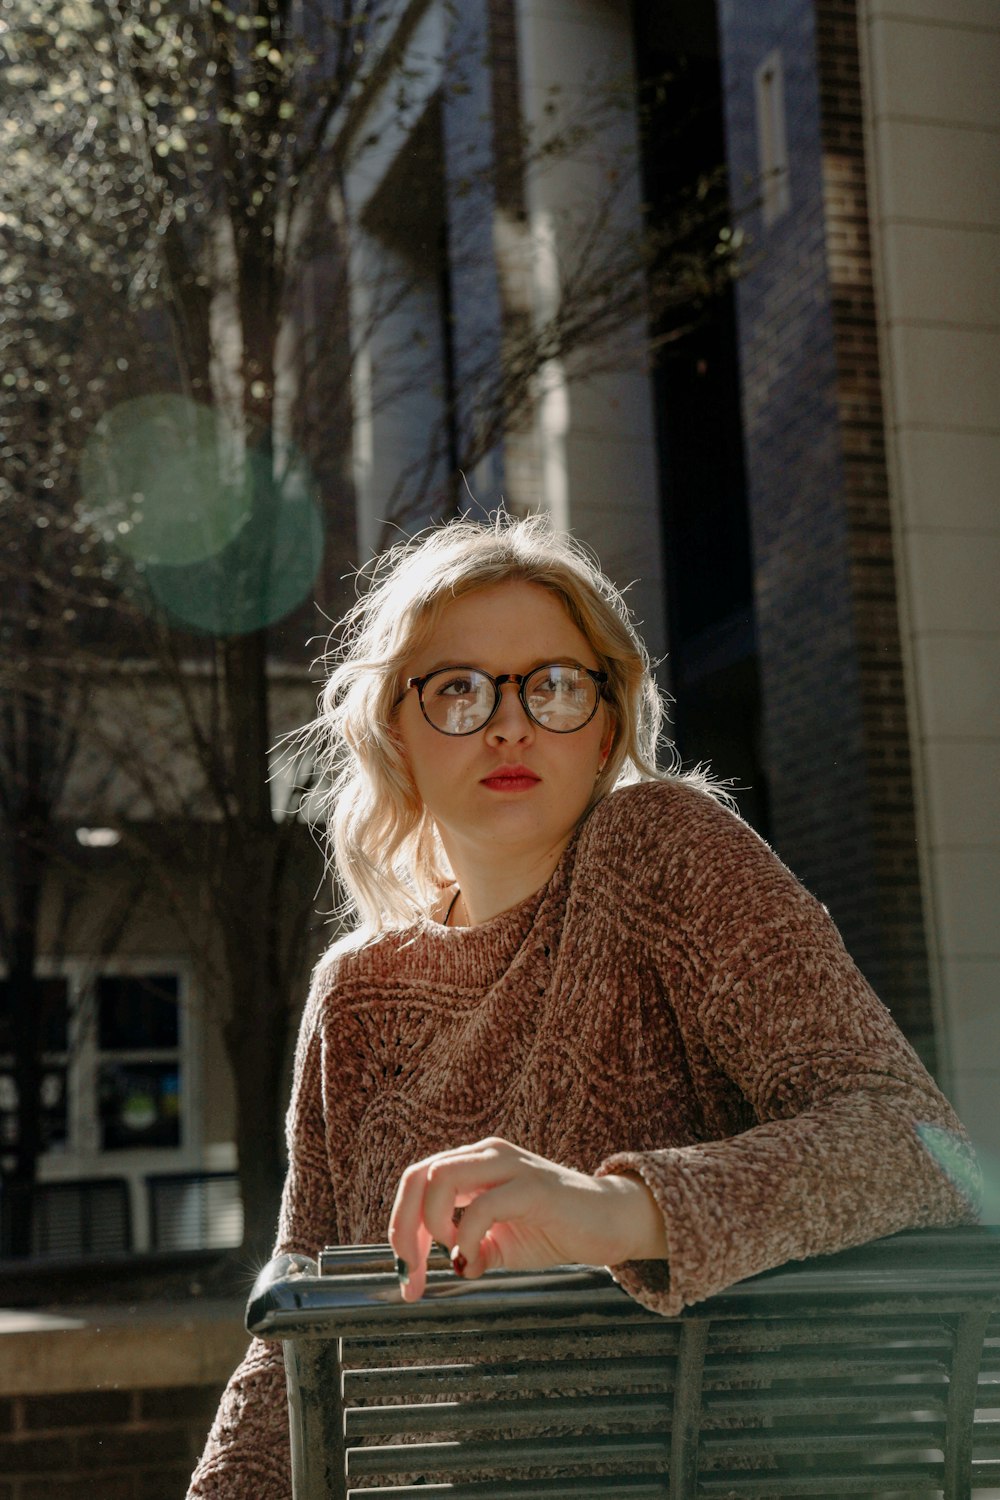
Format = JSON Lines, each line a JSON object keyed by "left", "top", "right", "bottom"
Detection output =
{"left": 441, "top": 835, "right": 572, "bottom": 926}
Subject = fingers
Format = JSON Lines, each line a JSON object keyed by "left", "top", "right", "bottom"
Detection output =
{"left": 387, "top": 1139, "right": 637, "bottom": 1299}
{"left": 422, "top": 1142, "right": 510, "bottom": 1244}
{"left": 388, "top": 1159, "right": 437, "bottom": 1302}
{"left": 389, "top": 1138, "right": 516, "bottom": 1302}
{"left": 450, "top": 1179, "right": 530, "bottom": 1278}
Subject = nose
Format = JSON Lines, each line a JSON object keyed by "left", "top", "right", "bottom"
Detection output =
{"left": 485, "top": 680, "right": 534, "bottom": 743}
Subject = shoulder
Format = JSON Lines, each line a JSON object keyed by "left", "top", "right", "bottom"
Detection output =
{"left": 575, "top": 775, "right": 826, "bottom": 936}
{"left": 316, "top": 922, "right": 421, "bottom": 984}
{"left": 299, "top": 925, "right": 417, "bottom": 1029}
{"left": 579, "top": 774, "right": 756, "bottom": 870}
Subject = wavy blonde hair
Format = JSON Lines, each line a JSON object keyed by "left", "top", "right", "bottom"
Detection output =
{"left": 310, "top": 513, "right": 682, "bottom": 935}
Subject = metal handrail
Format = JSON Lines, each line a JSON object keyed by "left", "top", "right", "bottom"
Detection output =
{"left": 246, "top": 1227, "right": 1000, "bottom": 1500}
{"left": 247, "top": 1225, "right": 1000, "bottom": 1338}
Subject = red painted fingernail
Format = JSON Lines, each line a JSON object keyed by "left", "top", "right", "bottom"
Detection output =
{"left": 451, "top": 1249, "right": 467, "bottom": 1276}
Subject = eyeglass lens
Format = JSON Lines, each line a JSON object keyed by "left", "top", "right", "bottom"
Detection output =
{"left": 421, "top": 665, "right": 599, "bottom": 735}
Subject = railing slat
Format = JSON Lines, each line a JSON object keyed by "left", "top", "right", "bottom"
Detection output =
{"left": 346, "top": 1431, "right": 670, "bottom": 1478}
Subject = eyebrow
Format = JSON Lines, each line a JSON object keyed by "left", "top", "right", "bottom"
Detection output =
{"left": 417, "top": 657, "right": 594, "bottom": 675}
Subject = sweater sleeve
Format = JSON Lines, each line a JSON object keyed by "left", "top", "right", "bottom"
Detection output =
{"left": 592, "top": 782, "right": 980, "bottom": 1316}
{"left": 187, "top": 970, "right": 340, "bottom": 1500}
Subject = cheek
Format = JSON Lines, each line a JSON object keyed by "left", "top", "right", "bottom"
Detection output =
{"left": 386, "top": 712, "right": 429, "bottom": 807}
{"left": 390, "top": 697, "right": 424, "bottom": 769}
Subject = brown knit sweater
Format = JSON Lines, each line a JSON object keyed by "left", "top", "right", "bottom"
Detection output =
{"left": 188, "top": 778, "right": 977, "bottom": 1498}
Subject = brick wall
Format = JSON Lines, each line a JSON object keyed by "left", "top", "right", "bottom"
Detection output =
{"left": 0, "top": 1383, "right": 222, "bottom": 1500}
{"left": 814, "top": 0, "right": 933, "bottom": 1047}
{"left": 0, "top": 1302, "right": 247, "bottom": 1500}
{"left": 716, "top": 0, "right": 934, "bottom": 1058}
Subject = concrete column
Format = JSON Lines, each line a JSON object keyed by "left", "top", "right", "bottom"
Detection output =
{"left": 858, "top": 0, "right": 1000, "bottom": 1208}
{"left": 513, "top": 0, "right": 667, "bottom": 659}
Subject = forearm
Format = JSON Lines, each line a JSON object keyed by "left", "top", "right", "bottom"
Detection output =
{"left": 598, "top": 1084, "right": 979, "bottom": 1318}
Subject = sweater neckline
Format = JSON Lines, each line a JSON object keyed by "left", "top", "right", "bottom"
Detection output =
{"left": 414, "top": 820, "right": 581, "bottom": 948}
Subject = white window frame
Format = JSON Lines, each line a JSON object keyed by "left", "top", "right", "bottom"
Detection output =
{"left": 3, "top": 957, "right": 202, "bottom": 1252}
{"left": 755, "top": 49, "right": 792, "bottom": 227}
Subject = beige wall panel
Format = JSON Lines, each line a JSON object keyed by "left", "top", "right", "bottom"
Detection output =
{"left": 868, "top": 18, "right": 1000, "bottom": 127}
{"left": 881, "top": 225, "right": 1000, "bottom": 326}
{"left": 868, "top": 0, "right": 1000, "bottom": 29}
{"left": 515, "top": 0, "right": 665, "bottom": 659}
{"left": 913, "top": 635, "right": 1000, "bottom": 738}
{"left": 861, "top": 0, "right": 1000, "bottom": 1208}
{"left": 944, "top": 961, "right": 1000, "bottom": 1078}
{"left": 922, "top": 739, "right": 1000, "bottom": 849}
{"left": 875, "top": 122, "right": 1000, "bottom": 228}
{"left": 934, "top": 849, "right": 1000, "bottom": 955}
{"left": 942, "top": 956, "right": 1000, "bottom": 1220}
{"left": 904, "top": 530, "right": 1000, "bottom": 633}
{"left": 889, "top": 324, "right": 1000, "bottom": 428}
{"left": 898, "top": 428, "right": 1000, "bottom": 530}
{"left": 948, "top": 1079, "right": 1000, "bottom": 1219}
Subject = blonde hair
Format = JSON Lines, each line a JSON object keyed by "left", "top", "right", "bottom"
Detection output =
{"left": 311, "top": 514, "right": 683, "bottom": 935}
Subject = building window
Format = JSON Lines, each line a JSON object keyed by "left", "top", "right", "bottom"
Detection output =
{"left": 0, "top": 964, "right": 242, "bottom": 1255}
{"left": 755, "top": 49, "right": 791, "bottom": 226}
{"left": 95, "top": 974, "right": 183, "bottom": 1152}
{"left": 0, "top": 966, "right": 190, "bottom": 1169}
{"left": 0, "top": 976, "right": 71, "bottom": 1164}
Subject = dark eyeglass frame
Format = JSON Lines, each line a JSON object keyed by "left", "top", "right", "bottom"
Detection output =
{"left": 402, "top": 663, "right": 610, "bottom": 736}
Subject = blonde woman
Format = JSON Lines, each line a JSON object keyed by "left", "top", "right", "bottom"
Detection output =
{"left": 189, "top": 515, "right": 976, "bottom": 1499}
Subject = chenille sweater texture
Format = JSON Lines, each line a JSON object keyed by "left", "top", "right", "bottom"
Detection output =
{"left": 188, "top": 778, "right": 977, "bottom": 1499}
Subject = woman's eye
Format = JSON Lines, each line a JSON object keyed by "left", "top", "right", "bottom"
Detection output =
{"left": 436, "top": 674, "right": 478, "bottom": 698}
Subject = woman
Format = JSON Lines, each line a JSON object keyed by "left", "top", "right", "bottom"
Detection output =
{"left": 189, "top": 514, "right": 977, "bottom": 1498}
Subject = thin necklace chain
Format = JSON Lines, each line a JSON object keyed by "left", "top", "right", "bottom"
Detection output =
{"left": 444, "top": 889, "right": 462, "bottom": 927}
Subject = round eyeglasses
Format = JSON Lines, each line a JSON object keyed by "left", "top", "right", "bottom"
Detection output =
{"left": 403, "top": 663, "right": 609, "bottom": 736}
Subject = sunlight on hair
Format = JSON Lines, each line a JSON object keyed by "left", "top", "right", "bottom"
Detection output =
{"left": 287, "top": 509, "right": 731, "bottom": 937}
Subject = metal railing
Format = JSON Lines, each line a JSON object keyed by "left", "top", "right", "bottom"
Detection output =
{"left": 247, "top": 1227, "right": 1000, "bottom": 1500}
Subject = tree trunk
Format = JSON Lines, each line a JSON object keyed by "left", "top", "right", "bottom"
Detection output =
{"left": 217, "top": 618, "right": 295, "bottom": 1258}
{"left": 230, "top": 1007, "right": 288, "bottom": 1263}
{"left": 3, "top": 827, "right": 46, "bottom": 1257}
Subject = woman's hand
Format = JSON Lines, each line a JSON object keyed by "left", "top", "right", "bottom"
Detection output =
{"left": 388, "top": 1136, "right": 669, "bottom": 1302}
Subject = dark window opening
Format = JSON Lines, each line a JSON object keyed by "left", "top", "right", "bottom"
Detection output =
{"left": 97, "top": 973, "right": 179, "bottom": 1051}
{"left": 0, "top": 977, "right": 70, "bottom": 1154}
{"left": 0, "top": 975, "right": 70, "bottom": 1053}
{"left": 632, "top": 0, "right": 768, "bottom": 834}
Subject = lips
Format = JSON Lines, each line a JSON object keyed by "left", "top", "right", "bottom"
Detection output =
{"left": 480, "top": 764, "right": 541, "bottom": 792}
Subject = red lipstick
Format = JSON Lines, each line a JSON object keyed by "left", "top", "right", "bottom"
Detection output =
{"left": 480, "top": 764, "right": 541, "bottom": 792}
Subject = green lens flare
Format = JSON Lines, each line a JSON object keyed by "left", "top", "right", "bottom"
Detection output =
{"left": 916, "top": 1122, "right": 987, "bottom": 1215}
{"left": 81, "top": 394, "right": 252, "bottom": 567}
{"left": 82, "top": 394, "right": 325, "bottom": 636}
{"left": 145, "top": 452, "right": 325, "bottom": 636}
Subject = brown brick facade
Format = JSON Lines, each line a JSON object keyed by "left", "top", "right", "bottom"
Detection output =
{"left": 717, "top": 0, "right": 934, "bottom": 1061}
{"left": 814, "top": 0, "right": 934, "bottom": 1049}
{"left": 0, "top": 1300, "right": 246, "bottom": 1500}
